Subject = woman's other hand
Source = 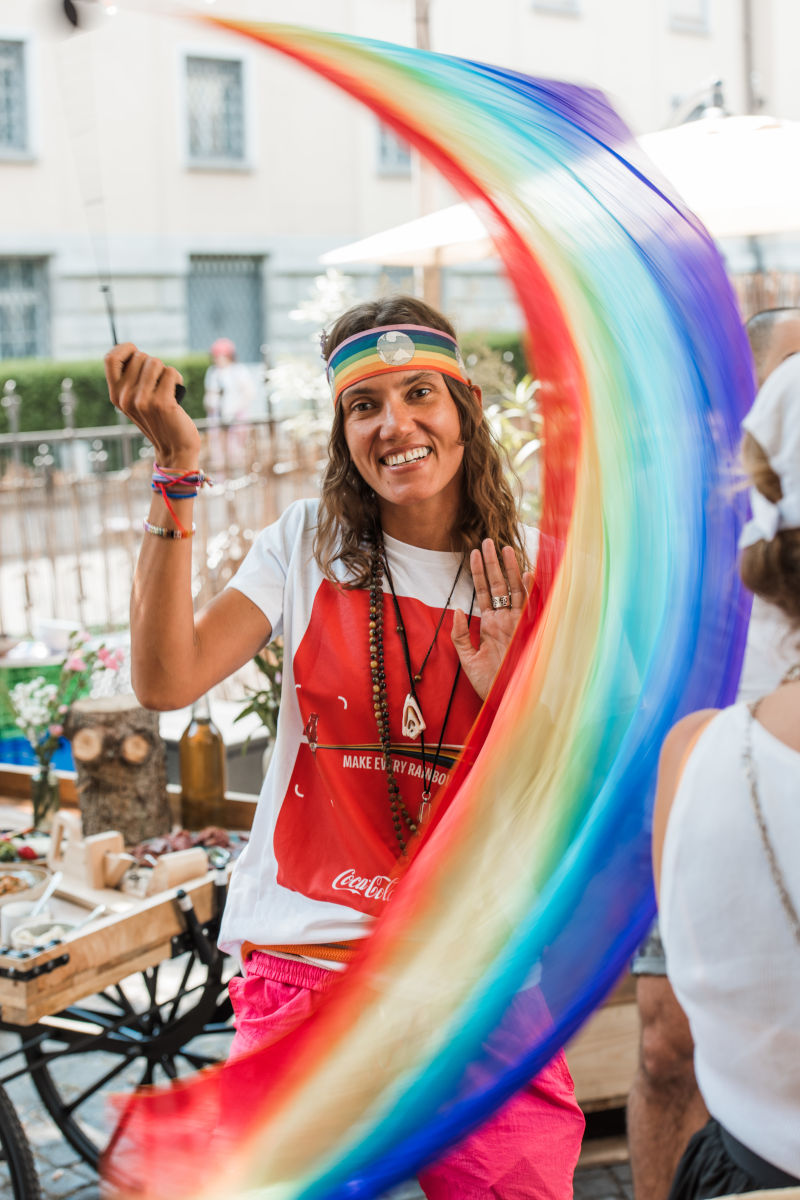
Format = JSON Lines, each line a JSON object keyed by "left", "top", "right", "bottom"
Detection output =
{"left": 451, "top": 539, "right": 533, "bottom": 701}
{"left": 105, "top": 343, "right": 200, "bottom": 470}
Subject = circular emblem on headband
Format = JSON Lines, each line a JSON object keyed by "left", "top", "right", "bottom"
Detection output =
{"left": 376, "top": 330, "right": 416, "bottom": 366}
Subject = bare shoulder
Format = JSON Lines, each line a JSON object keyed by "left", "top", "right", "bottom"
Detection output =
{"left": 652, "top": 708, "right": 719, "bottom": 896}
{"left": 660, "top": 708, "right": 720, "bottom": 770}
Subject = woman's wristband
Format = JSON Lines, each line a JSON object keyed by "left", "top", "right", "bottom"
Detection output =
{"left": 143, "top": 519, "right": 195, "bottom": 540}
{"left": 150, "top": 465, "right": 211, "bottom": 535}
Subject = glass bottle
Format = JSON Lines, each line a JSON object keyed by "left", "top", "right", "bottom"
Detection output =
{"left": 179, "top": 694, "right": 227, "bottom": 829}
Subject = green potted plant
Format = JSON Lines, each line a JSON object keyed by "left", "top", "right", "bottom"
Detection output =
{"left": 234, "top": 640, "right": 284, "bottom": 769}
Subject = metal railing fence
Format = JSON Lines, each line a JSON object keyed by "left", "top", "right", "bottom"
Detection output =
{"left": 0, "top": 378, "right": 329, "bottom": 636}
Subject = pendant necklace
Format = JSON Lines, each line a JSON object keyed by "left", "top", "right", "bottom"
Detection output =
{"left": 382, "top": 545, "right": 464, "bottom": 739}
{"left": 369, "top": 531, "right": 475, "bottom": 853}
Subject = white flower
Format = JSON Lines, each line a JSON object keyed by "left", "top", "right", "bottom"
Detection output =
{"left": 10, "top": 678, "right": 59, "bottom": 740}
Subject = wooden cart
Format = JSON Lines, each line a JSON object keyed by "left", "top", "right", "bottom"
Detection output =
{"left": 0, "top": 867, "right": 236, "bottom": 1199}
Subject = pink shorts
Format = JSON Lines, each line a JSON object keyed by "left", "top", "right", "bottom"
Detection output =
{"left": 229, "top": 952, "right": 584, "bottom": 1200}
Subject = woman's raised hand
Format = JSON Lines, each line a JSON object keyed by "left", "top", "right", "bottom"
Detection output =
{"left": 450, "top": 539, "right": 533, "bottom": 701}
{"left": 104, "top": 343, "right": 201, "bottom": 470}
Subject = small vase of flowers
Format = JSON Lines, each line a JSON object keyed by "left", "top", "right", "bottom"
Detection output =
{"left": 7, "top": 631, "right": 125, "bottom": 829}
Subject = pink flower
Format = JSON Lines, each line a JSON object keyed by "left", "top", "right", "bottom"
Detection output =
{"left": 49, "top": 724, "right": 63, "bottom": 738}
{"left": 65, "top": 653, "right": 87, "bottom": 672}
{"left": 76, "top": 630, "right": 91, "bottom": 644}
{"left": 98, "top": 647, "right": 124, "bottom": 671}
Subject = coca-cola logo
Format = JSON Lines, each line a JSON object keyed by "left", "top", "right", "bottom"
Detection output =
{"left": 332, "top": 869, "right": 398, "bottom": 903}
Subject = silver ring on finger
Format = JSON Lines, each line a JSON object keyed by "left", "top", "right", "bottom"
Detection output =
{"left": 491, "top": 593, "right": 511, "bottom": 609}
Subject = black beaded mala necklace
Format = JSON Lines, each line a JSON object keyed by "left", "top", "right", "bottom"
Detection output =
{"left": 369, "top": 530, "right": 475, "bottom": 855}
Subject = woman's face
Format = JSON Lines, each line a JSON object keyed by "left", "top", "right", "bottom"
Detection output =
{"left": 341, "top": 370, "right": 468, "bottom": 521}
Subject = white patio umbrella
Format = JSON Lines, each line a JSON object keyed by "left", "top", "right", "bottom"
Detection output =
{"left": 639, "top": 113, "right": 800, "bottom": 239}
{"left": 321, "top": 202, "right": 493, "bottom": 267}
{"left": 320, "top": 114, "right": 800, "bottom": 267}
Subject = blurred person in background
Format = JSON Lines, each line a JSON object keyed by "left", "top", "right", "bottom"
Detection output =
{"left": 203, "top": 336, "right": 256, "bottom": 470}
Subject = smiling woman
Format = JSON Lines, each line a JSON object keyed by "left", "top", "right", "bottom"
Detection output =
{"left": 104, "top": 290, "right": 583, "bottom": 1199}
{"left": 341, "top": 366, "right": 467, "bottom": 538}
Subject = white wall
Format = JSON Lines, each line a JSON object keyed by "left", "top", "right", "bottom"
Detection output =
{"left": 0, "top": 0, "right": 796, "bottom": 363}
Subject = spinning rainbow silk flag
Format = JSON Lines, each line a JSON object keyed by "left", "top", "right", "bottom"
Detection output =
{"left": 106, "top": 16, "right": 753, "bottom": 1200}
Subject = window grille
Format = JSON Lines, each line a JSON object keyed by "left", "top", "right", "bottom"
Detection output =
{"left": 531, "top": 0, "right": 580, "bottom": 14}
{"left": 670, "top": 0, "right": 709, "bottom": 33}
{"left": 186, "top": 56, "right": 245, "bottom": 163}
{"left": 377, "top": 122, "right": 412, "bottom": 177}
{"left": 0, "top": 40, "right": 26, "bottom": 154}
{"left": 187, "top": 255, "right": 264, "bottom": 364}
{"left": 0, "top": 258, "right": 49, "bottom": 358}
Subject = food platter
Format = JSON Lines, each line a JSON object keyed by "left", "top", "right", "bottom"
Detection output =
{"left": 0, "top": 864, "right": 50, "bottom": 906}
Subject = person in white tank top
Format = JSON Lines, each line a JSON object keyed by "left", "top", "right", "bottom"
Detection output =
{"left": 652, "top": 352, "right": 800, "bottom": 1198}
{"left": 627, "top": 306, "right": 800, "bottom": 1200}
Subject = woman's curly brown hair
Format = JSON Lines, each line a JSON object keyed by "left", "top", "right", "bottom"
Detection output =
{"left": 313, "top": 295, "right": 529, "bottom": 586}
{"left": 740, "top": 430, "right": 800, "bottom": 626}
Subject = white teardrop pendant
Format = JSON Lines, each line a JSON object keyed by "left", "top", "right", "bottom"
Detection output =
{"left": 402, "top": 693, "right": 426, "bottom": 739}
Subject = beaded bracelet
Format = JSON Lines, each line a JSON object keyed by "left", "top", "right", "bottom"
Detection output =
{"left": 143, "top": 519, "right": 196, "bottom": 540}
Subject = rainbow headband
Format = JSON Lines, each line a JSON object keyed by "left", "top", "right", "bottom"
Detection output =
{"left": 326, "top": 324, "right": 471, "bottom": 404}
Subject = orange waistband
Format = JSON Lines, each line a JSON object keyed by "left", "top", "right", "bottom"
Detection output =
{"left": 242, "top": 941, "right": 356, "bottom": 965}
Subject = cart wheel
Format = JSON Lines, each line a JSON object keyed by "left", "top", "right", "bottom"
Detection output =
{"left": 21, "top": 943, "right": 237, "bottom": 1170}
{"left": 0, "top": 1081, "right": 41, "bottom": 1199}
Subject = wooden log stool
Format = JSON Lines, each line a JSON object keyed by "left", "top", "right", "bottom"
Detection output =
{"left": 65, "top": 695, "right": 172, "bottom": 845}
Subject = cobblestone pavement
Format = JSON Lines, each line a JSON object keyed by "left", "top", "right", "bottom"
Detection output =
{"left": 1, "top": 1014, "right": 632, "bottom": 1200}
{"left": 1, "top": 1077, "right": 634, "bottom": 1200}
{"left": 3, "top": 1135, "right": 633, "bottom": 1200}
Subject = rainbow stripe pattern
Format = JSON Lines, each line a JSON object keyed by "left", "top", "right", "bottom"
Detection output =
{"left": 105, "top": 16, "right": 754, "bottom": 1200}
{"left": 326, "top": 324, "right": 471, "bottom": 404}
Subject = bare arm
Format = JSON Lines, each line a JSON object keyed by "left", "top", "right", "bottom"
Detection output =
{"left": 106, "top": 344, "right": 271, "bottom": 710}
{"left": 652, "top": 708, "right": 718, "bottom": 897}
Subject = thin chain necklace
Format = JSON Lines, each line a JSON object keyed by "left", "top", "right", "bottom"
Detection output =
{"left": 743, "top": 691, "right": 800, "bottom": 947}
{"left": 382, "top": 543, "right": 464, "bottom": 738}
{"left": 368, "top": 532, "right": 474, "bottom": 855}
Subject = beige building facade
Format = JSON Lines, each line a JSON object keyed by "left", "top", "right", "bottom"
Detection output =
{"left": 1, "top": 0, "right": 798, "bottom": 365}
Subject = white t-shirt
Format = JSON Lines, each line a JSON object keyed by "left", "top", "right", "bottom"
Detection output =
{"left": 661, "top": 703, "right": 800, "bottom": 1176}
{"left": 219, "top": 499, "right": 534, "bottom": 960}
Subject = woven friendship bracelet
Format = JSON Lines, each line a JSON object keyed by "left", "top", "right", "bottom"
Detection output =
{"left": 153, "top": 465, "right": 213, "bottom": 487}
{"left": 143, "top": 519, "right": 196, "bottom": 540}
{"left": 151, "top": 465, "right": 212, "bottom": 535}
{"left": 150, "top": 484, "right": 199, "bottom": 500}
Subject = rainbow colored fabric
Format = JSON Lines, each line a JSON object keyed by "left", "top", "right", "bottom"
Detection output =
{"left": 105, "top": 16, "right": 754, "bottom": 1200}
{"left": 326, "top": 324, "right": 471, "bottom": 404}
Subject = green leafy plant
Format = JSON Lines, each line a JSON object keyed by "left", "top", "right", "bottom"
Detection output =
{"left": 234, "top": 639, "right": 284, "bottom": 742}
{"left": 0, "top": 354, "right": 209, "bottom": 433}
{"left": 485, "top": 374, "right": 543, "bottom": 526}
